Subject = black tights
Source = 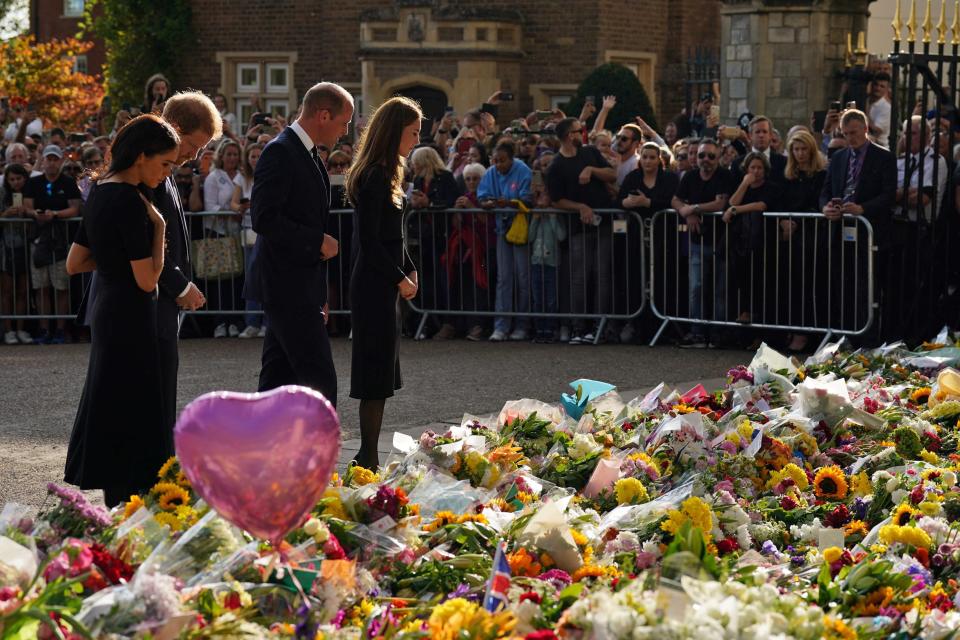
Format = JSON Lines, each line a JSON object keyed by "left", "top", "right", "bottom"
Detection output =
{"left": 103, "top": 485, "right": 140, "bottom": 508}
{"left": 354, "top": 398, "right": 385, "bottom": 469}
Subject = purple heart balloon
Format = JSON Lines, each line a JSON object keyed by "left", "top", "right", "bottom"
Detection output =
{"left": 174, "top": 385, "right": 340, "bottom": 545}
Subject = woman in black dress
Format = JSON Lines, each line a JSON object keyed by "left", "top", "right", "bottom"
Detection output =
{"left": 345, "top": 96, "right": 423, "bottom": 469}
{"left": 64, "top": 115, "right": 181, "bottom": 506}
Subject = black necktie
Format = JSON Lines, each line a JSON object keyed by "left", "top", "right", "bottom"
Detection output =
{"left": 310, "top": 146, "right": 322, "bottom": 169}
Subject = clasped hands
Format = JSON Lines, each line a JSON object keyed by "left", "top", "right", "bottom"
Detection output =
{"left": 822, "top": 201, "right": 863, "bottom": 221}
{"left": 399, "top": 271, "right": 418, "bottom": 300}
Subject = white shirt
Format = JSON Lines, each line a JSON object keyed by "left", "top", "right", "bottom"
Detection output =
{"left": 4, "top": 117, "right": 42, "bottom": 142}
{"left": 895, "top": 147, "right": 947, "bottom": 222}
{"left": 616, "top": 153, "right": 639, "bottom": 187}
{"left": 233, "top": 173, "right": 254, "bottom": 228}
{"left": 869, "top": 97, "right": 891, "bottom": 149}
{"left": 203, "top": 168, "right": 240, "bottom": 235}
{"left": 289, "top": 120, "right": 315, "bottom": 153}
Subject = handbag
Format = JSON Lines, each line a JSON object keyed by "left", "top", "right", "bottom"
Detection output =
{"left": 504, "top": 200, "right": 530, "bottom": 245}
{"left": 192, "top": 234, "right": 243, "bottom": 280}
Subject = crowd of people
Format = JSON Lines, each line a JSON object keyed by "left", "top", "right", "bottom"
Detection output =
{"left": 0, "top": 69, "right": 954, "bottom": 350}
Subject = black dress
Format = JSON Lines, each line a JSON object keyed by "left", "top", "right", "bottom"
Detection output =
{"left": 65, "top": 182, "right": 171, "bottom": 497}
{"left": 350, "top": 166, "right": 416, "bottom": 400}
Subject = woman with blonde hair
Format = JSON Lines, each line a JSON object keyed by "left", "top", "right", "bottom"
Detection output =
{"left": 780, "top": 128, "right": 827, "bottom": 352}
{"left": 231, "top": 142, "right": 264, "bottom": 338}
{"left": 345, "top": 96, "right": 422, "bottom": 469}
{"left": 203, "top": 136, "right": 243, "bottom": 337}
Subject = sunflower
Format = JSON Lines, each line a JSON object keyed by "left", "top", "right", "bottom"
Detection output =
{"left": 813, "top": 466, "right": 849, "bottom": 500}
{"left": 844, "top": 520, "right": 869, "bottom": 537}
{"left": 911, "top": 387, "right": 933, "bottom": 404}
{"left": 892, "top": 503, "right": 921, "bottom": 526}
{"left": 123, "top": 495, "right": 144, "bottom": 520}
{"left": 156, "top": 456, "right": 177, "bottom": 480}
{"left": 822, "top": 616, "right": 857, "bottom": 640}
{"left": 154, "top": 511, "right": 182, "bottom": 532}
{"left": 672, "top": 403, "right": 696, "bottom": 414}
{"left": 157, "top": 485, "right": 190, "bottom": 511}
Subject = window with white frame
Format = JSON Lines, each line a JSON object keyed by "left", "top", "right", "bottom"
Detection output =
{"left": 265, "top": 100, "right": 289, "bottom": 119}
{"left": 265, "top": 63, "right": 289, "bottom": 94}
{"left": 72, "top": 55, "right": 88, "bottom": 75}
{"left": 235, "top": 99, "right": 254, "bottom": 128}
{"left": 63, "top": 0, "right": 84, "bottom": 17}
{"left": 550, "top": 95, "right": 572, "bottom": 110}
{"left": 217, "top": 53, "right": 297, "bottom": 129}
{"left": 236, "top": 63, "right": 260, "bottom": 93}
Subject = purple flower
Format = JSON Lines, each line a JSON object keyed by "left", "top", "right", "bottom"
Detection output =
{"left": 446, "top": 583, "right": 470, "bottom": 600}
{"left": 538, "top": 569, "right": 572, "bottom": 590}
{"left": 761, "top": 540, "right": 779, "bottom": 556}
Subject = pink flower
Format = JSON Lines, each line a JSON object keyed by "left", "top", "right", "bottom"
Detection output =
{"left": 43, "top": 539, "right": 93, "bottom": 582}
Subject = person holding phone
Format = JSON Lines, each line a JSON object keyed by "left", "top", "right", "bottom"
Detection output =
{"left": 203, "top": 138, "right": 243, "bottom": 338}
{"left": 141, "top": 73, "right": 170, "bottom": 114}
{"left": 1, "top": 163, "right": 33, "bottom": 344}
{"left": 63, "top": 114, "right": 181, "bottom": 506}
{"left": 232, "top": 143, "right": 264, "bottom": 339}
{"left": 345, "top": 96, "right": 421, "bottom": 470}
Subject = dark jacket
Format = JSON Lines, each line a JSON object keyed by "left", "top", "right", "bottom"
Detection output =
{"left": 819, "top": 142, "right": 897, "bottom": 242}
{"left": 245, "top": 126, "right": 331, "bottom": 308}
{"left": 154, "top": 175, "right": 191, "bottom": 338}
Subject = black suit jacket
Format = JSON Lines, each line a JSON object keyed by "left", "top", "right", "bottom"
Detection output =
{"left": 819, "top": 142, "right": 897, "bottom": 232}
{"left": 245, "top": 126, "right": 330, "bottom": 308}
{"left": 154, "top": 175, "right": 191, "bottom": 338}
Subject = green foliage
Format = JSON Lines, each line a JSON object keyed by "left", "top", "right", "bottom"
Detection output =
{"left": 564, "top": 63, "right": 658, "bottom": 133}
{"left": 80, "top": 0, "right": 194, "bottom": 110}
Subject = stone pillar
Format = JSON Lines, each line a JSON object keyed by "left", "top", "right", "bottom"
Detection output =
{"left": 721, "top": 0, "right": 873, "bottom": 133}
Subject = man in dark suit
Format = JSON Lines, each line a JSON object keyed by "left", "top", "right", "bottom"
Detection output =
{"left": 819, "top": 108, "right": 896, "bottom": 338}
{"left": 733, "top": 115, "right": 787, "bottom": 184}
{"left": 155, "top": 92, "right": 222, "bottom": 433}
{"left": 245, "top": 82, "right": 352, "bottom": 406}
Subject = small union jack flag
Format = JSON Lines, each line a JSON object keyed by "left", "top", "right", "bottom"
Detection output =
{"left": 483, "top": 541, "right": 512, "bottom": 612}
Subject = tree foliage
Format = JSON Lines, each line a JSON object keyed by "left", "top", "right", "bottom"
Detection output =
{"left": 564, "top": 63, "right": 658, "bottom": 133}
{"left": 0, "top": 36, "right": 103, "bottom": 129}
{"left": 81, "top": 0, "right": 194, "bottom": 110}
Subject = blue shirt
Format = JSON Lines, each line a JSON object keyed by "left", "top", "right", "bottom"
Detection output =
{"left": 477, "top": 160, "right": 532, "bottom": 234}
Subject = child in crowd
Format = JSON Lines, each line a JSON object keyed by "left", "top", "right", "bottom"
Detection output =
{"left": 528, "top": 186, "right": 565, "bottom": 343}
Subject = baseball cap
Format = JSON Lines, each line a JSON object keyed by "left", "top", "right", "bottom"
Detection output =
{"left": 42, "top": 144, "right": 63, "bottom": 158}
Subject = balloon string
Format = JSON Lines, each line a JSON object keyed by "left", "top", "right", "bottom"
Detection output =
{"left": 277, "top": 547, "right": 312, "bottom": 609}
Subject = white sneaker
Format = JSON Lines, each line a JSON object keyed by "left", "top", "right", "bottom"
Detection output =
{"left": 238, "top": 326, "right": 260, "bottom": 339}
{"left": 228, "top": 324, "right": 240, "bottom": 337}
{"left": 559, "top": 326, "right": 571, "bottom": 343}
{"left": 213, "top": 323, "right": 227, "bottom": 338}
{"left": 3, "top": 331, "right": 16, "bottom": 345}
{"left": 508, "top": 328, "right": 528, "bottom": 341}
{"left": 16, "top": 330, "right": 32, "bottom": 345}
{"left": 258, "top": 326, "right": 267, "bottom": 338}
{"left": 488, "top": 330, "right": 507, "bottom": 342}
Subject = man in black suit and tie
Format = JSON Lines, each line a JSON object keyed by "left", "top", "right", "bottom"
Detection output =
{"left": 245, "top": 82, "right": 351, "bottom": 406}
{"left": 819, "top": 108, "right": 896, "bottom": 338}
{"left": 734, "top": 115, "right": 787, "bottom": 184}
{"left": 155, "top": 92, "right": 222, "bottom": 433}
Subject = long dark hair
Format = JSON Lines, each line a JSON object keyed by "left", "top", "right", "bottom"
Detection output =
{"left": 2, "top": 163, "right": 29, "bottom": 206}
{"left": 346, "top": 96, "right": 423, "bottom": 206}
{"left": 99, "top": 114, "right": 180, "bottom": 181}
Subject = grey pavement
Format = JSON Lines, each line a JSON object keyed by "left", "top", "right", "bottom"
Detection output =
{"left": 0, "top": 336, "right": 745, "bottom": 509}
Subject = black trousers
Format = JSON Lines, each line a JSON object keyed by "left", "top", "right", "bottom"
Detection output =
{"left": 259, "top": 304, "right": 337, "bottom": 407}
{"left": 157, "top": 300, "right": 181, "bottom": 440}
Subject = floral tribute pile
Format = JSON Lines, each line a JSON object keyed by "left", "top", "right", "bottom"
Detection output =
{"left": 8, "top": 340, "right": 960, "bottom": 638}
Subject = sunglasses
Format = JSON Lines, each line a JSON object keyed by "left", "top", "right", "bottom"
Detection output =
{"left": 328, "top": 162, "right": 349, "bottom": 169}
{"left": 676, "top": 153, "right": 688, "bottom": 160}
{"left": 570, "top": 129, "right": 583, "bottom": 135}
{"left": 698, "top": 152, "right": 717, "bottom": 160}
{"left": 617, "top": 134, "right": 636, "bottom": 143}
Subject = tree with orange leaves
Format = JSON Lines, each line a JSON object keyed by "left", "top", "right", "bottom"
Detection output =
{"left": 0, "top": 36, "right": 104, "bottom": 130}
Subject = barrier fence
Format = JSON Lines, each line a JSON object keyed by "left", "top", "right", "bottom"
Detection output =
{"left": 0, "top": 207, "right": 878, "bottom": 347}
{"left": 647, "top": 209, "right": 877, "bottom": 349}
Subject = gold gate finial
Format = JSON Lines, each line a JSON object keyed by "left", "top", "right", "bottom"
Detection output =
{"left": 908, "top": 0, "right": 918, "bottom": 42}
{"left": 893, "top": 0, "right": 903, "bottom": 41}
{"left": 938, "top": 0, "right": 948, "bottom": 42}
{"left": 952, "top": 0, "right": 960, "bottom": 43}
{"left": 923, "top": 0, "right": 934, "bottom": 42}
{"left": 845, "top": 32, "right": 854, "bottom": 66}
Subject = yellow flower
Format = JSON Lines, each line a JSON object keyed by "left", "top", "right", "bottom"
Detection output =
{"left": 320, "top": 488, "right": 348, "bottom": 520}
{"left": 892, "top": 503, "right": 921, "bottom": 526}
{"left": 570, "top": 528, "right": 589, "bottom": 548}
{"left": 154, "top": 511, "right": 182, "bottom": 532}
{"left": 766, "top": 463, "right": 810, "bottom": 491}
{"left": 673, "top": 403, "right": 696, "bottom": 414}
{"left": 571, "top": 563, "right": 619, "bottom": 582}
{"left": 660, "top": 496, "right": 714, "bottom": 538}
{"left": 488, "top": 441, "right": 527, "bottom": 467}
{"left": 156, "top": 456, "right": 177, "bottom": 479}
{"left": 823, "top": 615, "right": 858, "bottom": 640}
{"left": 348, "top": 465, "right": 379, "bottom": 486}
{"left": 844, "top": 520, "right": 869, "bottom": 537}
{"left": 813, "top": 466, "right": 848, "bottom": 500}
{"left": 911, "top": 387, "right": 932, "bottom": 404}
{"left": 427, "top": 598, "right": 517, "bottom": 640}
{"left": 157, "top": 485, "right": 190, "bottom": 512}
{"left": 878, "top": 524, "right": 933, "bottom": 549}
{"left": 175, "top": 505, "right": 199, "bottom": 527}
{"left": 627, "top": 451, "right": 661, "bottom": 476}
{"left": 123, "top": 495, "right": 144, "bottom": 520}
{"left": 849, "top": 471, "right": 872, "bottom": 497}
{"left": 822, "top": 546, "right": 843, "bottom": 564}
{"left": 614, "top": 478, "right": 649, "bottom": 505}
{"left": 919, "top": 501, "right": 942, "bottom": 517}
{"left": 920, "top": 449, "right": 940, "bottom": 465}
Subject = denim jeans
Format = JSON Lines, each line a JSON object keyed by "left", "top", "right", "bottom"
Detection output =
{"left": 687, "top": 241, "right": 726, "bottom": 337}
{"left": 494, "top": 235, "right": 530, "bottom": 334}
{"left": 531, "top": 264, "right": 558, "bottom": 333}
{"left": 243, "top": 244, "right": 263, "bottom": 329}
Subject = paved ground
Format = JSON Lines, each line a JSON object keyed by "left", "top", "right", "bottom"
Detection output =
{"left": 0, "top": 336, "right": 746, "bottom": 509}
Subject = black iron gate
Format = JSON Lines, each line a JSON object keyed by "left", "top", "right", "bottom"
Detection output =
{"left": 886, "top": 0, "right": 960, "bottom": 341}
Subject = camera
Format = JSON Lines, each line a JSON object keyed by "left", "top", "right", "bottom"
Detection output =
{"left": 830, "top": 100, "right": 842, "bottom": 112}
{"left": 252, "top": 112, "right": 270, "bottom": 127}
{"left": 499, "top": 92, "right": 514, "bottom": 101}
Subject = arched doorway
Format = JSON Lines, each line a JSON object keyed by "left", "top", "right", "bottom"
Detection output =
{"left": 395, "top": 85, "right": 448, "bottom": 130}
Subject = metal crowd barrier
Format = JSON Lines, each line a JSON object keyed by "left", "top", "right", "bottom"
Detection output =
{"left": 402, "top": 207, "right": 647, "bottom": 344}
{"left": 647, "top": 209, "right": 877, "bottom": 349}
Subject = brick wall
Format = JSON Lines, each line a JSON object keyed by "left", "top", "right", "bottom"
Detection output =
{"left": 32, "top": 0, "right": 106, "bottom": 78}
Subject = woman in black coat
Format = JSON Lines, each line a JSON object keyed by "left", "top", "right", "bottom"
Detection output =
{"left": 64, "top": 115, "right": 181, "bottom": 506}
{"left": 345, "top": 97, "right": 423, "bottom": 470}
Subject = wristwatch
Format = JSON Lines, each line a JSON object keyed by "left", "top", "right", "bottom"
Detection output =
{"left": 729, "top": 206, "right": 737, "bottom": 216}
{"left": 692, "top": 204, "right": 701, "bottom": 215}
